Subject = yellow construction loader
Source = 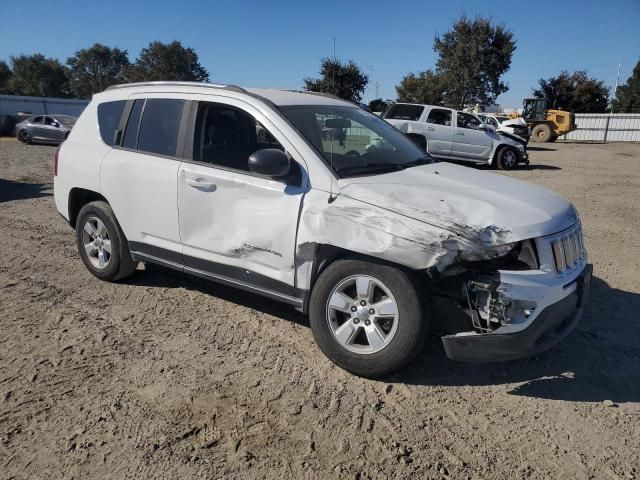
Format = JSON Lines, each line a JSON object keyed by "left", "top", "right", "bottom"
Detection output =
{"left": 509, "top": 98, "right": 577, "bottom": 142}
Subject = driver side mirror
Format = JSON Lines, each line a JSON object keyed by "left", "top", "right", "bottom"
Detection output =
{"left": 248, "top": 148, "right": 291, "bottom": 178}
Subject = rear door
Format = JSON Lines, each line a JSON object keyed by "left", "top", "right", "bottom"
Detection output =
{"left": 99, "top": 95, "right": 187, "bottom": 262}
{"left": 451, "top": 112, "right": 493, "bottom": 160}
{"left": 423, "top": 107, "right": 453, "bottom": 156}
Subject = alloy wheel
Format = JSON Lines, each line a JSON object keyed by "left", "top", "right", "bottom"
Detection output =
{"left": 325, "top": 275, "right": 399, "bottom": 354}
{"left": 503, "top": 150, "right": 517, "bottom": 168}
{"left": 81, "top": 216, "right": 112, "bottom": 269}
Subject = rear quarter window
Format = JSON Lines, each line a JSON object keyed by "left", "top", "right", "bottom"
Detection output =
{"left": 97, "top": 100, "right": 126, "bottom": 146}
{"left": 384, "top": 104, "right": 425, "bottom": 121}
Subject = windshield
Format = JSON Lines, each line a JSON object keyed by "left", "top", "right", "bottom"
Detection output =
{"left": 54, "top": 115, "right": 77, "bottom": 126}
{"left": 279, "top": 105, "right": 433, "bottom": 177}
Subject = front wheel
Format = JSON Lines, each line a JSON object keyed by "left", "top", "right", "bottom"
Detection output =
{"left": 309, "top": 259, "right": 427, "bottom": 378}
{"left": 495, "top": 146, "right": 519, "bottom": 170}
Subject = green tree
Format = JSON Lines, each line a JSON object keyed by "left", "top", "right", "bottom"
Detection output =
{"left": 395, "top": 69, "right": 445, "bottom": 105}
{"left": 67, "top": 43, "right": 130, "bottom": 98}
{"left": 9, "top": 54, "right": 70, "bottom": 97}
{"left": 0, "top": 60, "right": 11, "bottom": 94}
{"left": 614, "top": 59, "right": 640, "bottom": 113}
{"left": 433, "top": 15, "right": 516, "bottom": 108}
{"left": 304, "top": 58, "right": 368, "bottom": 103}
{"left": 126, "top": 41, "right": 209, "bottom": 82}
{"left": 533, "top": 70, "right": 609, "bottom": 112}
{"left": 368, "top": 98, "right": 390, "bottom": 113}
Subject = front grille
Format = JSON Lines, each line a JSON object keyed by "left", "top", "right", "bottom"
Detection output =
{"left": 550, "top": 224, "right": 586, "bottom": 275}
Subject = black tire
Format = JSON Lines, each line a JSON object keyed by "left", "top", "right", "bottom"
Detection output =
{"left": 64, "top": 131, "right": 70, "bottom": 140}
{"left": 495, "top": 146, "right": 519, "bottom": 170}
{"left": 75, "top": 201, "right": 137, "bottom": 281}
{"left": 549, "top": 135, "right": 558, "bottom": 143}
{"left": 309, "top": 259, "right": 427, "bottom": 378}
{"left": 531, "top": 123, "right": 553, "bottom": 142}
{"left": 18, "top": 129, "right": 32, "bottom": 144}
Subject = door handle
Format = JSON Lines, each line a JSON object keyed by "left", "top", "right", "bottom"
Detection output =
{"left": 426, "top": 126, "right": 435, "bottom": 131}
{"left": 456, "top": 131, "right": 465, "bottom": 136}
{"left": 186, "top": 177, "right": 217, "bottom": 191}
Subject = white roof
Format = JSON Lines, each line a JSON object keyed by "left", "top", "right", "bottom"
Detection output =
{"left": 99, "top": 81, "right": 353, "bottom": 107}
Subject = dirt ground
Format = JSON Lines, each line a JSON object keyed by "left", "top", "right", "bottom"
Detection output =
{"left": 1, "top": 137, "right": 639, "bottom": 480}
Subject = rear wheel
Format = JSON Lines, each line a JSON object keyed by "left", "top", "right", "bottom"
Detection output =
{"left": 531, "top": 123, "right": 553, "bottom": 142}
{"left": 495, "top": 146, "right": 519, "bottom": 170}
{"left": 75, "top": 201, "right": 137, "bottom": 281}
{"left": 18, "top": 129, "right": 32, "bottom": 144}
{"left": 309, "top": 259, "right": 427, "bottom": 378}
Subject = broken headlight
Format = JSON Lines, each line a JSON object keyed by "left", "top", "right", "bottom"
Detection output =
{"left": 458, "top": 240, "right": 539, "bottom": 270}
{"left": 458, "top": 242, "right": 518, "bottom": 262}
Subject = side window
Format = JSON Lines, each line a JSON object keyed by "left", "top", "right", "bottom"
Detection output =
{"left": 32, "top": 116, "right": 43, "bottom": 124}
{"left": 426, "top": 109, "right": 452, "bottom": 126}
{"left": 44, "top": 117, "right": 55, "bottom": 126}
{"left": 192, "top": 102, "right": 283, "bottom": 172}
{"left": 384, "top": 104, "right": 424, "bottom": 121}
{"left": 137, "top": 99, "right": 185, "bottom": 157}
{"left": 457, "top": 112, "right": 481, "bottom": 130}
{"left": 122, "top": 99, "right": 144, "bottom": 149}
{"left": 97, "top": 100, "right": 126, "bottom": 146}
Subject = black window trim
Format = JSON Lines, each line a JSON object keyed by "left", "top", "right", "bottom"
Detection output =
{"left": 110, "top": 98, "right": 191, "bottom": 163}
{"left": 426, "top": 107, "right": 453, "bottom": 125}
{"left": 102, "top": 94, "right": 307, "bottom": 186}
{"left": 180, "top": 99, "right": 304, "bottom": 185}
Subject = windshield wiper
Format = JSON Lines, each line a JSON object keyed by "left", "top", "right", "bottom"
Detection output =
{"left": 337, "top": 162, "right": 409, "bottom": 176}
{"left": 338, "top": 156, "right": 434, "bottom": 177}
{"left": 398, "top": 156, "right": 434, "bottom": 167}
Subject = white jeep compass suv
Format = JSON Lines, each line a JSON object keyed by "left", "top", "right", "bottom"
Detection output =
{"left": 54, "top": 81, "right": 592, "bottom": 377}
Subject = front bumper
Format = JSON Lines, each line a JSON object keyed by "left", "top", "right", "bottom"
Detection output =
{"left": 442, "top": 263, "right": 592, "bottom": 362}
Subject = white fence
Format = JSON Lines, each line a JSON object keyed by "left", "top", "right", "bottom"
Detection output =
{"left": 563, "top": 113, "right": 640, "bottom": 142}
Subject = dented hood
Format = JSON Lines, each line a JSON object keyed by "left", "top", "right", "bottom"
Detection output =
{"left": 337, "top": 162, "right": 576, "bottom": 244}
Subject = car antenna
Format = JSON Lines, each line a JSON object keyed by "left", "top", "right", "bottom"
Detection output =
{"left": 328, "top": 36, "right": 337, "bottom": 204}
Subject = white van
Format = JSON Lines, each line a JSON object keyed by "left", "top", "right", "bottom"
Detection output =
{"left": 54, "top": 82, "right": 591, "bottom": 377}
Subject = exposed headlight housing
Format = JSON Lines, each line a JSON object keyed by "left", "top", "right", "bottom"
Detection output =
{"left": 458, "top": 242, "right": 517, "bottom": 262}
{"left": 458, "top": 240, "right": 539, "bottom": 270}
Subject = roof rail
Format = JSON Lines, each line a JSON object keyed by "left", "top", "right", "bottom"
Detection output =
{"left": 277, "top": 89, "right": 344, "bottom": 102}
{"left": 104, "top": 81, "right": 248, "bottom": 94}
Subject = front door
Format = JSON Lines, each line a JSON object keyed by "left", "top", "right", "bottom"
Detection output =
{"left": 177, "top": 98, "right": 305, "bottom": 295}
{"left": 451, "top": 112, "right": 493, "bottom": 160}
{"left": 423, "top": 108, "right": 453, "bottom": 156}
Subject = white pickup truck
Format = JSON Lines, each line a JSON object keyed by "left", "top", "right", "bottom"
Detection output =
{"left": 384, "top": 103, "right": 528, "bottom": 170}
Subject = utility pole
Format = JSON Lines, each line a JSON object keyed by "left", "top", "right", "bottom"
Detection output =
{"left": 604, "top": 54, "right": 623, "bottom": 143}
{"left": 367, "top": 65, "right": 373, "bottom": 104}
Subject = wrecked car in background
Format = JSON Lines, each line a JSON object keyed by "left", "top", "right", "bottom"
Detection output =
{"left": 53, "top": 82, "right": 592, "bottom": 377}
{"left": 479, "top": 113, "right": 531, "bottom": 145}
{"left": 385, "top": 103, "right": 528, "bottom": 170}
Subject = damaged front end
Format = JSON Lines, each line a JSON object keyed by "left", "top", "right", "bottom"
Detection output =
{"left": 430, "top": 237, "right": 591, "bottom": 363}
